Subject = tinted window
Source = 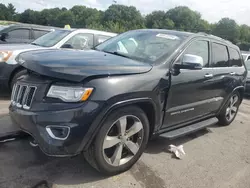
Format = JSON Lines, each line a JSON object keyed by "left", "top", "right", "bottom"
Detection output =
{"left": 63, "top": 33, "right": 94, "bottom": 50}
{"left": 8, "top": 29, "right": 30, "bottom": 39}
{"left": 33, "top": 30, "right": 49, "bottom": 39}
{"left": 212, "top": 43, "right": 229, "bottom": 67}
{"left": 97, "top": 35, "right": 111, "bottom": 44}
{"left": 229, "top": 48, "right": 242, "bottom": 67}
{"left": 184, "top": 40, "right": 209, "bottom": 67}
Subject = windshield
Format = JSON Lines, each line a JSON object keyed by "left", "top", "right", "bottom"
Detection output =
{"left": 32, "top": 29, "right": 71, "bottom": 47}
{"left": 96, "top": 30, "right": 186, "bottom": 64}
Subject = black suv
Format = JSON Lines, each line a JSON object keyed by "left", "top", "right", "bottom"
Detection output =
{"left": 0, "top": 24, "right": 55, "bottom": 44}
{"left": 9, "top": 29, "right": 247, "bottom": 175}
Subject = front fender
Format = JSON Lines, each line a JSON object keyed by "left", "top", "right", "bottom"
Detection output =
{"left": 77, "top": 97, "right": 159, "bottom": 152}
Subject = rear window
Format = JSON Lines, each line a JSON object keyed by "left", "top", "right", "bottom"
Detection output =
{"left": 229, "top": 48, "right": 242, "bottom": 67}
{"left": 8, "top": 29, "right": 30, "bottom": 39}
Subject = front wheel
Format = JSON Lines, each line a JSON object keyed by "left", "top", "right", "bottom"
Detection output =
{"left": 217, "top": 91, "right": 241, "bottom": 126}
{"left": 84, "top": 106, "right": 150, "bottom": 175}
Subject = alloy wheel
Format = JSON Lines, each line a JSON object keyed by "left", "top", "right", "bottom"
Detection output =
{"left": 225, "top": 94, "right": 239, "bottom": 121}
{"left": 102, "top": 115, "right": 144, "bottom": 167}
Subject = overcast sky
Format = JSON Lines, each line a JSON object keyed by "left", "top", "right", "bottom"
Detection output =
{"left": 2, "top": 0, "right": 250, "bottom": 25}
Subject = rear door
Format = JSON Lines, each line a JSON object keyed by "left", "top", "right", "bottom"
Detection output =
{"left": 163, "top": 39, "right": 221, "bottom": 128}
{"left": 210, "top": 42, "right": 238, "bottom": 101}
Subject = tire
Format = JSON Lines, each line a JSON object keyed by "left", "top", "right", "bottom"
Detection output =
{"left": 84, "top": 106, "right": 150, "bottom": 175}
{"left": 10, "top": 69, "right": 27, "bottom": 91}
{"left": 217, "top": 91, "right": 241, "bottom": 126}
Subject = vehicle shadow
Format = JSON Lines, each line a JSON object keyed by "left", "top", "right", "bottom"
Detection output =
{"left": 1, "top": 127, "right": 215, "bottom": 188}
{"left": 145, "top": 128, "right": 212, "bottom": 155}
{"left": 0, "top": 139, "right": 107, "bottom": 188}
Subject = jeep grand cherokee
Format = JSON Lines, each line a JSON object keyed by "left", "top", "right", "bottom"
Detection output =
{"left": 9, "top": 29, "right": 247, "bottom": 175}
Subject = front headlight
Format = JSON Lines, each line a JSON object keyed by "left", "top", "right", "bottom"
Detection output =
{"left": 0, "top": 51, "right": 12, "bottom": 62}
{"left": 47, "top": 85, "right": 93, "bottom": 102}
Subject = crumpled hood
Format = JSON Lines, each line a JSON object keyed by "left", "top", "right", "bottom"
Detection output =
{"left": 18, "top": 49, "right": 153, "bottom": 82}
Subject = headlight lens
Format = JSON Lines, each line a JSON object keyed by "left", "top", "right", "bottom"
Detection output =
{"left": 47, "top": 85, "right": 93, "bottom": 102}
{"left": 0, "top": 51, "right": 12, "bottom": 62}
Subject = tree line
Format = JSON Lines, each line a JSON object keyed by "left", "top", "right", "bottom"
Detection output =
{"left": 1, "top": 3, "right": 250, "bottom": 50}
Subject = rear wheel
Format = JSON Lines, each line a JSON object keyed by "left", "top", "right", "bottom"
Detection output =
{"left": 217, "top": 91, "right": 241, "bottom": 126}
{"left": 84, "top": 106, "right": 149, "bottom": 175}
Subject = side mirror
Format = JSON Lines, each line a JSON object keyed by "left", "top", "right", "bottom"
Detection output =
{"left": 175, "top": 54, "right": 204, "bottom": 70}
{"left": 61, "top": 44, "right": 73, "bottom": 49}
{"left": 0, "top": 33, "right": 9, "bottom": 41}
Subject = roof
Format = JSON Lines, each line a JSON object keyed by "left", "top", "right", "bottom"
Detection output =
{"left": 132, "top": 29, "right": 193, "bottom": 38}
{"left": 9, "top": 23, "right": 58, "bottom": 29}
{"left": 193, "top": 32, "right": 241, "bottom": 50}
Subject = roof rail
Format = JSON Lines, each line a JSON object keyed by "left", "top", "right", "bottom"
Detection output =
{"left": 197, "top": 32, "right": 232, "bottom": 44}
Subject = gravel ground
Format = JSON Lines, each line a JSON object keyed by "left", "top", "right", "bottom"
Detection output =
{"left": 0, "top": 94, "right": 250, "bottom": 188}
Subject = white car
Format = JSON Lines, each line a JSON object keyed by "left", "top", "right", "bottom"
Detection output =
{"left": 241, "top": 51, "right": 250, "bottom": 61}
{"left": 0, "top": 29, "right": 117, "bottom": 90}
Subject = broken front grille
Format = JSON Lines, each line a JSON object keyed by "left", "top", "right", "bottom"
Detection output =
{"left": 11, "top": 84, "right": 37, "bottom": 109}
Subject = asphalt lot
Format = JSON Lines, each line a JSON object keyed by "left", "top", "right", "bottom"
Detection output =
{"left": 0, "top": 93, "right": 250, "bottom": 188}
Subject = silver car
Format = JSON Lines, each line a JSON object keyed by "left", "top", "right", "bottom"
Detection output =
{"left": 0, "top": 29, "right": 117, "bottom": 90}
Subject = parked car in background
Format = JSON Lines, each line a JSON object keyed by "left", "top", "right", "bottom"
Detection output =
{"left": 241, "top": 51, "right": 250, "bottom": 61}
{"left": 0, "top": 25, "right": 7, "bottom": 30}
{"left": 0, "top": 24, "right": 56, "bottom": 44}
{"left": 0, "top": 28, "right": 117, "bottom": 91}
{"left": 10, "top": 29, "right": 247, "bottom": 175}
{"left": 244, "top": 60, "right": 250, "bottom": 95}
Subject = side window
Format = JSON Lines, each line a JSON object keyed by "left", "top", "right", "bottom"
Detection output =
{"left": 63, "top": 33, "right": 94, "bottom": 50}
{"left": 97, "top": 35, "right": 111, "bottom": 44}
{"left": 7, "top": 29, "right": 30, "bottom": 40}
{"left": 211, "top": 43, "right": 229, "bottom": 67}
{"left": 184, "top": 40, "right": 209, "bottom": 67}
{"left": 229, "top": 48, "right": 242, "bottom": 67}
{"left": 33, "top": 30, "right": 49, "bottom": 39}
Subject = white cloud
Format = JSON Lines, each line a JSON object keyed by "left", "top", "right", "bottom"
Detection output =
{"left": 2, "top": 0, "right": 250, "bottom": 25}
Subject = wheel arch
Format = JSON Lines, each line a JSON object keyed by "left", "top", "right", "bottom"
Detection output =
{"left": 82, "top": 98, "right": 160, "bottom": 151}
{"left": 8, "top": 65, "right": 25, "bottom": 88}
{"left": 217, "top": 86, "right": 244, "bottom": 115}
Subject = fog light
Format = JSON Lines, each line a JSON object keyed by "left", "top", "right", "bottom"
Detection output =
{"left": 46, "top": 126, "right": 70, "bottom": 140}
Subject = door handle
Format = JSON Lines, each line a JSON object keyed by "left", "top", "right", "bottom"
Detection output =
{"left": 204, "top": 74, "right": 213, "bottom": 78}
{"left": 230, "top": 72, "right": 236, "bottom": 76}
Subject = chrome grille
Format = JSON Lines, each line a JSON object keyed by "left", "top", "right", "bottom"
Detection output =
{"left": 11, "top": 84, "right": 37, "bottom": 109}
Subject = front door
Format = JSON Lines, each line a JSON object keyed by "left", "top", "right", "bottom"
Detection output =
{"left": 162, "top": 39, "right": 222, "bottom": 128}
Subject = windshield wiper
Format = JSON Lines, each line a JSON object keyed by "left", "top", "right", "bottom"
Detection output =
{"left": 103, "top": 50, "right": 131, "bottom": 59}
{"left": 31, "top": 42, "right": 40, "bottom": 46}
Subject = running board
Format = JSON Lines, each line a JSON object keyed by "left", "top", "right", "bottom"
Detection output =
{"left": 160, "top": 117, "right": 218, "bottom": 140}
